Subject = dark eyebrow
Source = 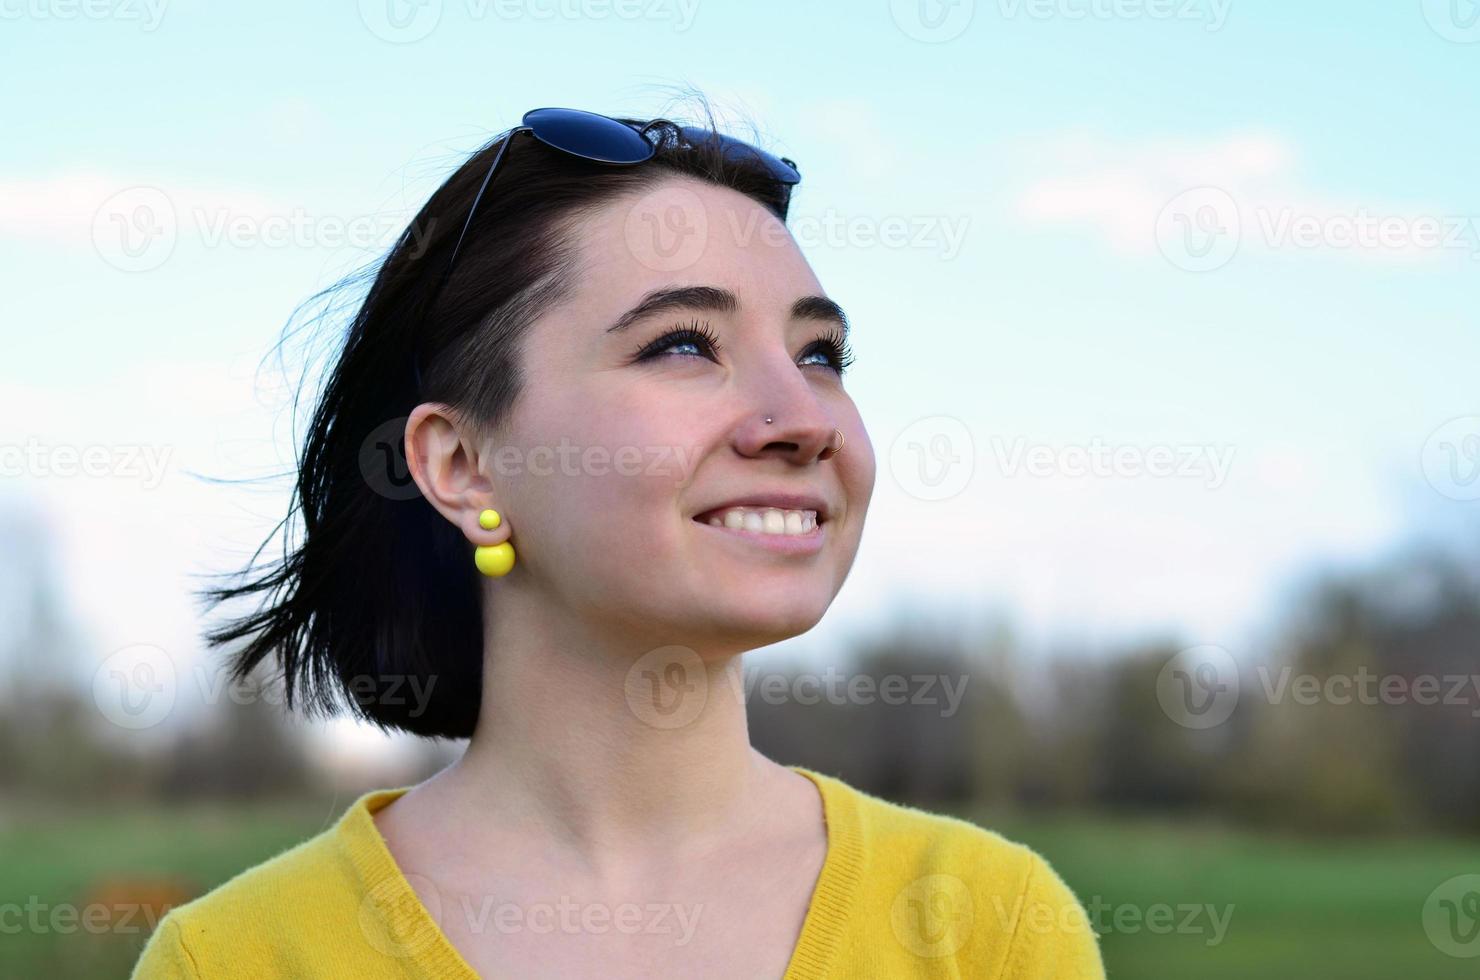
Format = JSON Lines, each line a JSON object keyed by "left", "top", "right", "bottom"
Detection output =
{"left": 606, "top": 286, "right": 737, "bottom": 334}
{"left": 790, "top": 295, "right": 849, "bottom": 337}
{"left": 606, "top": 285, "right": 849, "bottom": 337}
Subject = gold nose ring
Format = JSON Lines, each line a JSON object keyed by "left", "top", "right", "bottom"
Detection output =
{"left": 819, "top": 428, "right": 845, "bottom": 460}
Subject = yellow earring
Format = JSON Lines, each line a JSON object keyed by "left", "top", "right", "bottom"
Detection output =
{"left": 474, "top": 509, "right": 515, "bottom": 577}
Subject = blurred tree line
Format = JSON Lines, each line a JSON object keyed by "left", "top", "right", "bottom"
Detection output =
{"left": 751, "top": 538, "right": 1480, "bottom": 836}
{"left": 4, "top": 504, "right": 1478, "bottom": 836}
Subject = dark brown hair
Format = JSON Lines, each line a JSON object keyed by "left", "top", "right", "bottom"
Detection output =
{"left": 201, "top": 101, "right": 798, "bottom": 740}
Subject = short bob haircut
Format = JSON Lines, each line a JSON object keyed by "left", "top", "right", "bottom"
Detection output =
{"left": 202, "top": 100, "right": 799, "bottom": 741}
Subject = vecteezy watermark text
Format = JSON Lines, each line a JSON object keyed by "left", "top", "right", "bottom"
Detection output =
{"left": 459, "top": 896, "right": 703, "bottom": 944}
{"left": 358, "top": 0, "right": 700, "bottom": 43}
{"left": 359, "top": 420, "right": 704, "bottom": 501}
{"left": 1157, "top": 188, "right": 1480, "bottom": 272}
{"left": 0, "top": 0, "right": 168, "bottom": 30}
{"left": 994, "top": 0, "right": 1231, "bottom": 31}
{"left": 1258, "top": 666, "right": 1480, "bottom": 718}
{"left": 92, "top": 643, "right": 439, "bottom": 730}
{"left": 91, "top": 186, "right": 437, "bottom": 273}
{"left": 0, "top": 897, "right": 173, "bottom": 936}
{"left": 1, "top": 439, "right": 173, "bottom": 489}
{"left": 989, "top": 436, "right": 1236, "bottom": 489}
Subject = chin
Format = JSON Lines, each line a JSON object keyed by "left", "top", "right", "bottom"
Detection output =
{"left": 697, "top": 593, "right": 829, "bottom": 651}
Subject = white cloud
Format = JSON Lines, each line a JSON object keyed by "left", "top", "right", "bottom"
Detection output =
{"left": 1010, "top": 130, "right": 1475, "bottom": 264}
{"left": 0, "top": 169, "right": 413, "bottom": 259}
{"left": 0, "top": 171, "right": 288, "bottom": 245}
{"left": 1012, "top": 129, "right": 1292, "bottom": 250}
{"left": 0, "top": 172, "right": 124, "bottom": 244}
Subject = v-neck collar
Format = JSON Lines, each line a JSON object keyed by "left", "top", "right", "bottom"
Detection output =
{"left": 779, "top": 766, "right": 865, "bottom": 978}
{"left": 337, "top": 765, "right": 864, "bottom": 979}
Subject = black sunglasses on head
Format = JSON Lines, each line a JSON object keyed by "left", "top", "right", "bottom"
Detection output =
{"left": 442, "top": 106, "right": 802, "bottom": 280}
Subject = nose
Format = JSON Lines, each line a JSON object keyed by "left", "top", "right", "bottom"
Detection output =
{"left": 732, "top": 360, "right": 839, "bottom": 465}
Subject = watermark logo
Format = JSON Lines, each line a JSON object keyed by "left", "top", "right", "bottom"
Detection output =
{"left": 658, "top": 205, "right": 971, "bottom": 260}
{"left": 1256, "top": 666, "right": 1480, "bottom": 717}
{"left": 1421, "top": 416, "right": 1480, "bottom": 502}
{"left": 728, "top": 668, "right": 970, "bottom": 717}
{"left": 1078, "top": 897, "right": 1233, "bottom": 945}
{"left": 359, "top": 417, "right": 423, "bottom": 501}
{"left": 90, "top": 655, "right": 437, "bottom": 728}
{"left": 0, "top": 439, "right": 174, "bottom": 489}
{"left": 787, "top": 210, "right": 971, "bottom": 260}
{"left": 92, "top": 186, "right": 177, "bottom": 273}
{"left": 625, "top": 645, "right": 708, "bottom": 729}
{"left": 624, "top": 661, "right": 971, "bottom": 728}
{"left": 461, "top": 896, "right": 703, "bottom": 941}
{"left": 993, "top": 0, "right": 1232, "bottom": 31}
{"left": 90, "top": 188, "right": 435, "bottom": 272}
{"left": 889, "top": 0, "right": 975, "bottom": 41}
{"left": 1157, "top": 187, "right": 1480, "bottom": 271}
{"left": 988, "top": 436, "right": 1235, "bottom": 489}
{"left": 891, "top": 874, "right": 973, "bottom": 957}
{"left": 1156, "top": 644, "right": 1239, "bottom": 729}
{"left": 0, "top": 0, "right": 168, "bottom": 31}
{"left": 359, "top": 0, "right": 699, "bottom": 40}
{"left": 889, "top": 416, "right": 975, "bottom": 501}
{"left": 359, "top": 0, "right": 443, "bottom": 42}
{"left": 92, "top": 643, "right": 177, "bottom": 730}
{"left": 0, "top": 892, "right": 185, "bottom": 936}
{"left": 1420, "top": 0, "right": 1480, "bottom": 43}
{"left": 359, "top": 871, "right": 444, "bottom": 957}
{"left": 359, "top": 423, "right": 705, "bottom": 501}
{"left": 623, "top": 184, "right": 709, "bottom": 273}
{"left": 1423, "top": 875, "right": 1480, "bottom": 958}
{"left": 1156, "top": 186, "right": 1240, "bottom": 272}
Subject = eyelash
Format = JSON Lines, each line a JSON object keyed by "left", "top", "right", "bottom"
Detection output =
{"left": 632, "top": 319, "right": 856, "bottom": 375}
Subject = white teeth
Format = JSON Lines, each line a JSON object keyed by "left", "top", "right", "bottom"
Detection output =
{"left": 701, "top": 505, "right": 820, "bottom": 536}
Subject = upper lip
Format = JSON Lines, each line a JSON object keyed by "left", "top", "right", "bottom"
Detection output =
{"left": 693, "top": 493, "right": 832, "bottom": 523}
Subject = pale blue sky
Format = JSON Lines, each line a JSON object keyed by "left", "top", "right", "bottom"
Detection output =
{"left": 3, "top": 1, "right": 1478, "bottom": 747}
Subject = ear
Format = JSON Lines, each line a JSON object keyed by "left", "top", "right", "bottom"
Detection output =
{"left": 404, "top": 402, "right": 500, "bottom": 543}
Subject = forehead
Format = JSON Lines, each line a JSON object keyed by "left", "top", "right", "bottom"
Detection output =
{"left": 565, "top": 176, "right": 822, "bottom": 318}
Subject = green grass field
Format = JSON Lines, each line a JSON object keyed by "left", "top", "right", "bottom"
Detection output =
{"left": 2, "top": 799, "right": 1477, "bottom": 978}
{"left": 961, "top": 806, "right": 1480, "bottom": 979}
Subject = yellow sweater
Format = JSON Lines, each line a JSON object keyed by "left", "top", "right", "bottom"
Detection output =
{"left": 131, "top": 766, "right": 1104, "bottom": 978}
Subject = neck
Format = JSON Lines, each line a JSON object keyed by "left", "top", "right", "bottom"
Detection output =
{"left": 426, "top": 586, "right": 777, "bottom": 875}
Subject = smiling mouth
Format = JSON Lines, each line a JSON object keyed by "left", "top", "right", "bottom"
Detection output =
{"left": 691, "top": 505, "right": 823, "bottom": 538}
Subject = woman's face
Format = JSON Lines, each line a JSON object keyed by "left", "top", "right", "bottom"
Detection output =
{"left": 489, "top": 175, "right": 875, "bottom": 653}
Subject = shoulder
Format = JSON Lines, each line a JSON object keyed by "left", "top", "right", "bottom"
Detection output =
{"left": 131, "top": 790, "right": 399, "bottom": 979}
{"left": 797, "top": 768, "right": 1106, "bottom": 979}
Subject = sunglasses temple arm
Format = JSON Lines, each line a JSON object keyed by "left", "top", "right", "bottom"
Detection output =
{"left": 443, "top": 126, "right": 528, "bottom": 281}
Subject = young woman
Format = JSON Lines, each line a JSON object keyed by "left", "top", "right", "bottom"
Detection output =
{"left": 132, "top": 105, "right": 1104, "bottom": 979}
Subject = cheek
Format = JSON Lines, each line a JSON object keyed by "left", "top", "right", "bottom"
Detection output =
{"left": 531, "top": 465, "right": 700, "bottom": 621}
{"left": 859, "top": 433, "right": 878, "bottom": 496}
{"left": 841, "top": 449, "right": 876, "bottom": 546}
{"left": 839, "top": 409, "right": 877, "bottom": 509}
{"left": 504, "top": 401, "right": 698, "bottom": 571}
{"left": 576, "top": 384, "right": 706, "bottom": 501}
